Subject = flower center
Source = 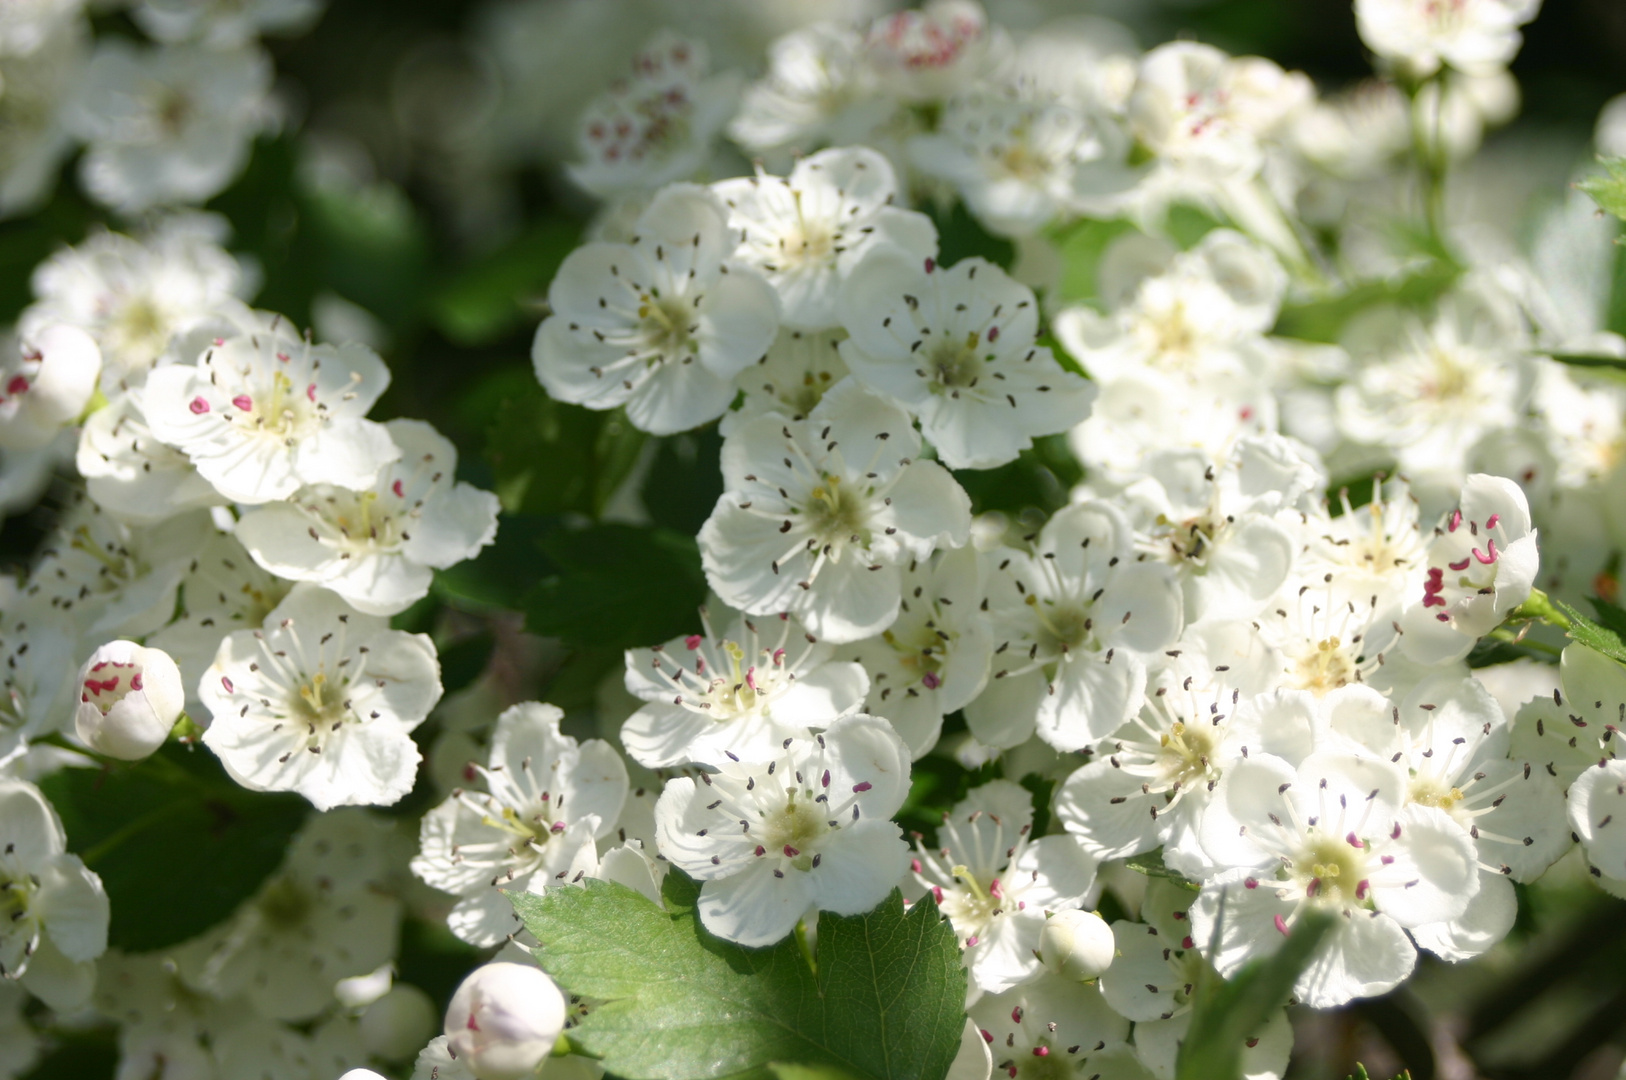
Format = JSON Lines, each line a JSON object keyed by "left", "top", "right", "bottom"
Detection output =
{"left": 1290, "top": 637, "right": 1358, "bottom": 695}
{"left": 763, "top": 795, "right": 826, "bottom": 871}
{"left": 81, "top": 659, "right": 145, "bottom": 714}
{"left": 927, "top": 334, "right": 982, "bottom": 392}
{"left": 638, "top": 292, "right": 698, "bottom": 361}
{"left": 1289, "top": 831, "right": 1369, "bottom": 907}
{"left": 805, "top": 474, "right": 870, "bottom": 546}
{"left": 256, "top": 875, "right": 313, "bottom": 931}
{"left": 1409, "top": 775, "right": 1463, "bottom": 812}
{"left": 1026, "top": 596, "right": 1095, "bottom": 653}
{"left": 1158, "top": 720, "right": 1221, "bottom": 789}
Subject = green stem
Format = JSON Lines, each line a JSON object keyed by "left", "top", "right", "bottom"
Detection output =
{"left": 794, "top": 918, "right": 817, "bottom": 976}
{"left": 1511, "top": 589, "right": 1573, "bottom": 632}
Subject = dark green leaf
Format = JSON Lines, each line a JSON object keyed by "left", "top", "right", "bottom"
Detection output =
{"left": 432, "top": 513, "right": 556, "bottom": 612}
{"left": 299, "top": 179, "right": 431, "bottom": 333}
{"left": 1272, "top": 262, "right": 1460, "bottom": 344}
{"left": 642, "top": 426, "right": 725, "bottom": 535}
{"left": 1176, "top": 907, "right": 1337, "bottom": 1080}
{"left": 1588, "top": 596, "right": 1626, "bottom": 640}
{"left": 929, "top": 202, "right": 1016, "bottom": 271}
{"left": 1555, "top": 598, "right": 1626, "bottom": 665}
{"left": 40, "top": 745, "right": 310, "bottom": 951}
{"left": 769, "top": 1064, "right": 863, "bottom": 1080}
{"left": 1047, "top": 217, "right": 1139, "bottom": 304}
{"left": 525, "top": 524, "right": 706, "bottom": 649}
{"left": 430, "top": 218, "right": 581, "bottom": 346}
{"left": 437, "top": 631, "right": 495, "bottom": 695}
{"left": 950, "top": 434, "right": 1079, "bottom": 517}
{"left": 1124, "top": 847, "right": 1200, "bottom": 890}
{"left": 485, "top": 381, "right": 646, "bottom": 518}
{"left": 1017, "top": 773, "right": 1055, "bottom": 837}
{"left": 512, "top": 878, "right": 966, "bottom": 1080}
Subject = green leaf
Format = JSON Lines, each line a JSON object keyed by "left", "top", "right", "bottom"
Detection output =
{"left": 430, "top": 218, "right": 581, "bottom": 346}
{"left": 485, "top": 381, "right": 646, "bottom": 518}
{"left": 525, "top": 524, "right": 707, "bottom": 649}
{"left": 1272, "top": 261, "right": 1460, "bottom": 344}
{"left": 1176, "top": 907, "right": 1337, "bottom": 1080}
{"left": 770, "top": 1065, "right": 864, "bottom": 1080}
{"left": 1047, "top": 217, "right": 1139, "bottom": 304}
{"left": 1123, "top": 847, "right": 1200, "bottom": 890}
{"left": 950, "top": 434, "right": 1080, "bottom": 517}
{"left": 40, "top": 745, "right": 310, "bottom": 951}
{"left": 1164, "top": 203, "right": 1224, "bottom": 249}
{"left": 1016, "top": 773, "right": 1055, "bottom": 838}
{"left": 512, "top": 878, "right": 966, "bottom": 1080}
{"left": 1578, "top": 158, "right": 1626, "bottom": 223}
{"left": 929, "top": 202, "right": 1016, "bottom": 271}
{"left": 299, "top": 178, "right": 431, "bottom": 333}
{"left": 1554, "top": 598, "right": 1626, "bottom": 665}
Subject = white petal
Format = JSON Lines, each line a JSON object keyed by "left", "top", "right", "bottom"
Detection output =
{"left": 697, "top": 861, "right": 815, "bottom": 948}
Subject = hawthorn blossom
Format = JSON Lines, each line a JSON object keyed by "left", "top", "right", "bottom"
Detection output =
{"left": 143, "top": 318, "right": 399, "bottom": 505}
{"left": 910, "top": 779, "right": 1096, "bottom": 993}
{"left": 0, "top": 603, "right": 77, "bottom": 766}
{"left": 1298, "top": 477, "right": 1428, "bottom": 608}
{"left": 728, "top": 23, "right": 896, "bottom": 160}
{"left": 838, "top": 252, "right": 1095, "bottom": 470}
{"left": 444, "top": 963, "right": 566, "bottom": 1080}
{"left": 1192, "top": 751, "right": 1480, "bottom": 1008}
{"left": 74, "top": 641, "right": 185, "bottom": 760}
{"left": 20, "top": 215, "right": 249, "bottom": 390}
{"left": 0, "top": 325, "right": 100, "bottom": 452}
{"left": 75, "top": 390, "right": 223, "bottom": 523}
{"left": 411, "top": 702, "right": 628, "bottom": 947}
{"left": 566, "top": 33, "right": 739, "bottom": 199}
{"left": 64, "top": 40, "right": 275, "bottom": 212}
{"left": 130, "top": 0, "right": 325, "bottom": 47}
{"left": 653, "top": 714, "right": 911, "bottom": 947}
{"left": 621, "top": 608, "right": 868, "bottom": 769}
{"left": 234, "top": 418, "right": 500, "bottom": 616}
{"left": 713, "top": 146, "right": 936, "bottom": 331}
{"left": 532, "top": 183, "right": 780, "bottom": 435}
{"left": 837, "top": 547, "right": 992, "bottom": 758}
{"left": 1399, "top": 474, "right": 1538, "bottom": 665}
{"left": 0, "top": 18, "right": 85, "bottom": 219}
{"left": 0, "top": 778, "right": 109, "bottom": 1011}
{"left": 699, "top": 378, "right": 972, "bottom": 644}
{"left": 198, "top": 584, "right": 442, "bottom": 810}
{"left": 863, "top": 1, "right": 1011, "bottom": 104}
{"left": 723, "top": 327, "right": 850, "bottom": 434}
{"left": 964, "top": 972, "right": 1131, "bottom": 1080}
{"left": 966, "top": 500, "right": 1183, "bottom": 751}
{"left": 1355, "top": 0, "right": 1541, "bottom": 78}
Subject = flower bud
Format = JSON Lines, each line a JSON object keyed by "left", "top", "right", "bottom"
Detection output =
{"left": 361, "top": 983, "right": 437, "bottom": 1062}
{"left": 445, "top": 962, "right": 567, "bottom": 1080}
{"left": 75, "top": 641, "right": 185, "bottom": 760}
{"left": 0, "top": 325, "right": 101, "bottom": 451}
{"left": 338, "top": 1071, "right": 391, "bottom": 1080}
{"left": 1038, "top": 909, "right": 1115, "bottom": 981}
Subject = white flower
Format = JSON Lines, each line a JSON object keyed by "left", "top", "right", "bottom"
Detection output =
{"left": 1192, "top": 752, "right": 1480, "bottom": 1008}
{"left": 411, "top": 702, "right": 628, "bottom": 947}
{"left": 1356, "top": 0, "right": 1540, "bottom": 78}
{"left": 723, "top": 327, "right": 850, "bottom": 434}
{"left": 147, "top": 529, "right": 293, "bottom": 704}
{"left": 1037, "top": 908, "right": 1115, "bottom": 982}
{"left": 838, "top": 252, "right": 1095, "bottom": 470}
{"left": 532, "top": 183, "right": 780, "bottom": 436}
{"left": 175, "top": 809, "right": 402, "bottom": 1021}
{"left": 444, "top": 963, "right": 567, "bottom": 1080}
{"left": 836, "top": 546, "right": 992, "bottom": 758}
{"left": 198, "top": 584, "right": 442, "bottom": 810}
{"left": 1298, "top": 477, "right": 1428, "bottom": 610}
{"left": 1121, "top": 433, "right": 1324, "bottom": 624}
{"left": 1127, "top": 42, "right": 1312, "bottom": 179}
{"left": 910, "top": 779, "right": 1096, "bottom": 993}
{"left": 699, "top": 378, "right": 972, "bottom": 644}
{"left": 74, "top": 640, "right": 184, "bottom": 760}
{"left": 75, "top": 390, "right": 223, "bottom": 523}
{"left": 908, "top": 85, "right": 1138, "bottom": 237}
{"left": 235, "top": 418, "right": 500, "bottom": 616}
{"left": 0, "top": 981, "right": 39, "bottom": 1078}
{"left": 1055, "top": 623, "right": 1301, "bottom": 876}
{"left": 144, "top": 318, "right": 399, "bottom": 504}
{"left": 863, "top": 1, "right": 1011, "bottom": 104}
{"left": 0, "top": 604, "right": 77, "bottom": 766}
{"left": 964, "top": 971, "right": 1130, "bottom": 1080}
{"left": 0, "top": 325, "right": 99, "bottom": 452}
{"left": 566, "top": 33, "right": 739, "bottom": 199}
{"left": 0, "top": 17, "right": 84, "bottom": 219}
{"left": 1399, "top": 474, "right": 1538, "bottom": 665}
{"left": 20, "top": 215, "right": 250, "bottom": 390}
{"left": 653, "top": 714, "right": 911, "bottom": 947}
{"left": 1334, "top": 287, "right": 1529, "bottom": 501}
{"left": 131, "top": 0, "right": 324, "bottom": 47}
{"left": 64, "top": 40, "right": 275, "bottom": 213}
{"left": 728, "top": 22, "right": 897, "bottom": 160}
{"left": 1069, "top": 370, "right": 1278, "bottom": 486}
{"left": 966, "top": 501, "right": 1183, "bottom": 751}
{"left": 24, "top": 498, "right": 207, "bottom": 647}
{"left": 713, "top": 146, "right": 937, "bottom": 331}
{"left": 621, "top": 608, "right": 868, "bottom": 769}
{"left": 0, "top": 0, "right": 81, "bottom": 58}
{"left": 0, "top": 778, "right": 109, "bottom": 1011}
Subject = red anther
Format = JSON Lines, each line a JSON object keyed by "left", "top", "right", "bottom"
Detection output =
{"left": 232, "top": 395, "right": 253, "bottom": 411}
{"left": 5, "top": 375, "right": 27, "bottom": 396}
{"left": 1391, "top": 823, "right": 1402, "bottom": 839}
{"left": 393, "top": 480, "right": 404, "bottom": 497}
{"left": 131, "top": 673, "right": 143, "bottom": 691}
{"left": 932, "top": 885, "right": 944, "bottom": 902}
{"left": 1449, "top": 509, "right": 1462, "bottom": 532}
{"left": 1346, "top": 832, "right": 1363, "bottom": 849}
{"left": 221, "top": 676, "right": 234, "bottom": 692}
{"left": 1011, "top": 1006, "right": 1023, "bottom": 1022}
{"left": 755, "top": 845, "right": 766, "bottom": 856}
{"left": 190, "top": 397, "right": 210, "bottom": 414}
{"left": 853, "top": 781, "right": 872, "bottom": 792}
{"left": 988, "top": 326, "right": 1000, "bottom": 342}
{"left": 924, "top": 257, "right": 936, "bottom": 273}
{"left": 981, "top": 1030, "right": 994, "bottom": 1044}
{"left": 911, "top": 858, "right": 922, "bottom": 873}
{"left": 1032, "top": 1047, "right": 1049, "bottom": 1058}
{"left": 306, "top": 383, "right": 317, "bottom": 401}
{"left": 1448, "top": 558, "right": 1471, "bottom": 572}
{"left": 1355, "top": 879, "right": 1370, "bottom": 900}
{"left": 1182, "top": 936, "right": 1194, "bottom": 949}
{"left": 1274, "top": 915, "right": 1290, "bottom": 937}
{"left": 1381, "top": 855, "right": 1395, "bottom": 865}
{"left": 685, "top": 635, "right": 703, "bottom": 650}
{"left": 922, "top": 671, "right": 942, "bottom": 689}
{"left": 783, "top": 845, "right": 799, "bottom": 857}
{"left": 1486, "top": 514, "right": 1500, "bottom": 530}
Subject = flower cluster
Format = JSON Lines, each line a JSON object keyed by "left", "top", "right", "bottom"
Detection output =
{"left": 7, "top": 0, "right": 1626, "bottom": 1078}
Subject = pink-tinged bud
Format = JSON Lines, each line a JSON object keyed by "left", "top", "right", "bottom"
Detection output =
{"left": 1273, "top": 915, "right": 1290, "bottom": 937}
{"left": 75, "top": 641, "right": 185, "bottom": 760}
{"left": 444, "top": 963, "right": 566, "bottom": 1080}
{"left": 1038, "top": 909, "right": 1114, "bottom": 980}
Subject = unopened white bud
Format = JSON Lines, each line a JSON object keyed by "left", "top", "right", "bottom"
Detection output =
{"left": 75, "top": 641, "right": 185, "bottom": 760}
{"left": 445, "top": 962, "right": 567, "bottom": 1080}
{"left": 0, "top": 325, "right": 101, "bottom": 451}
{"left": 335, "top": 962, "right": 395, "bottom": 1009}
{"left": 362, "top": 983, "right": 438, "bottom": 1062}
{"left": 339, "top": 1071, "right": 391, "bottom": 1080}
{"left": 1038, "top": 909, "right": 1115, "bottom": 980}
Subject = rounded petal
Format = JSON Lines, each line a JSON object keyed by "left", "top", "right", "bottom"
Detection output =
{"left": 697, "top": 861, "right": 815, "bottom": 948}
